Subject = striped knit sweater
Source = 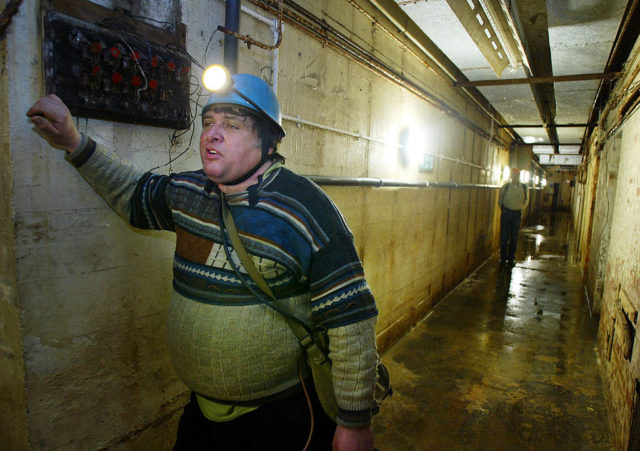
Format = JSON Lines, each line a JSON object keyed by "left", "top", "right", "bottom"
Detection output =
{"left": 66, "top": 136, "right": 379, "bottom": 428}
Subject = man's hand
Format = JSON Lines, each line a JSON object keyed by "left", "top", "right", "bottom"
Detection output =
{"left": 332, "top": 425, "right": 374, "bottom": 451}
{"left": 27, "top": 94, "right": 82, "bottom": 152}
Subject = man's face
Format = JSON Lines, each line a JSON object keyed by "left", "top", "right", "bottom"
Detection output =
{"left": 199, "top": 109, "right": 263, "bottom": 184}
{"left": 511, "top": 171, "right": 520, "bottom": 183}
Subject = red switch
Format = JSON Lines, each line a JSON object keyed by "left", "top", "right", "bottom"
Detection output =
{"left": 109, "top": 46, "right": 121, "bottom": 59}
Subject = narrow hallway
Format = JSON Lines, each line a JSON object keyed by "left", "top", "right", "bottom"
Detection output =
{"left": 373, "top": 210, "right": 612, "bottom": 450}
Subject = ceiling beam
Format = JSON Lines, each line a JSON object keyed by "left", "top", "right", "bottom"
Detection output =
{"left": 530, "top": 143, "right": 582, "bottom": 146}
{"left": 510, "top": 0, "right": 559, "bottom": 151}
{"left": 454, "top": 72, "right": 622, "bottom": 87}
{"left": 497, "top": 123, "right": 592, "bottom": 128}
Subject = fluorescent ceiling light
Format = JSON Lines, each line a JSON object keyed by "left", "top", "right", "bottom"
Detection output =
{"left": 532, "top": 145, "right": 554, "bottom": 154}
{"left": 558, "top": 145, "right": 581, "bottom": 154}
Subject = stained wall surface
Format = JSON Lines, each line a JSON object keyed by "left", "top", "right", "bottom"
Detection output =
{"left": 596, "top": 108, "right": 640, "bottom": 450}
{"left": 1, "top": 31, "right": 28, "bottom": 451}
{"left": 3, "top": 0, "right": 519, "bottom": 449}
{"left": 573, "top": 35, "right": 640, "bottom": 450}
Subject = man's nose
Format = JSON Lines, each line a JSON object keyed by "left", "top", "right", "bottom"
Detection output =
{"left": 204, "top": 124, "right": 222, "bottom": 141}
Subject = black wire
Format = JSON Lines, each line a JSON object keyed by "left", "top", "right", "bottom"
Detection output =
{"left": 145, "top": 74, "right": 210, "bottom": 172}
{"left": 100, "top": 13, "right": 175, "bottom": 28}
{"left": 201, "top": 29, "right": 219, "bottom": 68}
{"left": 167, "top": 43, "right": 204, "bottom": 69}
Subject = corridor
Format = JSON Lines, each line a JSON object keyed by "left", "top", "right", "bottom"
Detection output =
{"left": 373, "top": 210, "right": 612, "bottom": 450}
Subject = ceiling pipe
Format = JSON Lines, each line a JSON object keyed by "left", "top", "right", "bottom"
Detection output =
{"left": 306, "top": 176, "right": 502, "bottom": 190}
{"left": 223, "top": 0, "right": 241, "bottom": 73}
{"left": 362, "top": 0, "right": 517, "bottom": 143}
{"left": 455, "top": 72, "right": 622, "bottom": 87}
{"left": 248, "top": 0, "right": 512, "bottom": 149}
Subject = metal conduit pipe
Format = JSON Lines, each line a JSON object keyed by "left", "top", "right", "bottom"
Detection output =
{"left": 363, "top": 0, "right": 516, "bottom": 143}
{"left": 240, "top": 4, "right": 281, "bottom": 91}
{"left": 248, "top": 0, "right": 511, "bottom": 150}
{"left": 284, "top": 114, "right": 502, "bottom": 174}
{"left": 431, "top": 153, "right": 488, "bottom": 170}
{"left": 282, "top": 114, "right": 401, "bottom": 148}
{"left": 224, "top": 0, "right": 241, "bottom": 73}
{"left": 306, "top": 175, "right": 501, "bottom": 190}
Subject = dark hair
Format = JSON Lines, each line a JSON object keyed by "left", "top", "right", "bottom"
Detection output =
{"left": 203, "top": 104, "right": 285, "bottom": 163}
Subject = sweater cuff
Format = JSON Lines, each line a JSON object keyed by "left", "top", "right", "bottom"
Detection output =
{"left": 65, "top": 133, "right": 96, "bottom": 168}
{"left": 336, "top": 408, "right": 372, "bottom": 429}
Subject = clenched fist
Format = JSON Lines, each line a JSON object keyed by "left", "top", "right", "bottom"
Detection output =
{"left": 27, "top": 94, "right": 82, "bottom": 152}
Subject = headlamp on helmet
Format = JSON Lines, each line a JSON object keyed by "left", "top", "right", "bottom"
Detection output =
{"left": 202, "top": 64, "right": 233, "bottom": 93}
{"left": 201, "top": 65, "right": 285, "bottom": 138}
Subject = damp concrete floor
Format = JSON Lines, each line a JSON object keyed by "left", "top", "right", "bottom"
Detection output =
{"left": 372, "top": 210, "right": 612, "bottom": 450}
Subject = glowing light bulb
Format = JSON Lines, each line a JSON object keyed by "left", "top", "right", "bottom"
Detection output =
{"left": 203, "top": 65, "right": 231, "bottom": 92}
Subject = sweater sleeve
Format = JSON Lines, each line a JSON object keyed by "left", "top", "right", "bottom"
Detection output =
{"left": 308, "top": 232, "right": 379, "bottom": 428}
{"left": 66, "top": 135, "right": 174, "bottom": 231}
{"left": 328, "top": 317, "right": 378, "bottom": 428}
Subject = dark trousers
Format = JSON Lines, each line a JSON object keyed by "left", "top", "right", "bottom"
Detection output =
{"left": 500, "top": 209, "right": 521, "bottom": 262}
{"left": 173, "top": 384, "right": 336, "bottom": 451}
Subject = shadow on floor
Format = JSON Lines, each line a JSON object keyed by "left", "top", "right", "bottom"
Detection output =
{"left": 373, "top": 210, "right": 611, "bottom": 450}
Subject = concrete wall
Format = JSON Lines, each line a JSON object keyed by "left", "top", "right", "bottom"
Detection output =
{"left": 597, "top": 110, "right": 640, "bottom": 451}
{"left": 574, "top": 34, "right": 640, "bottom": 450}
{"left": 3, "top": 0, "right": 517, "bottom": 448}
{"left": 1, "top": 25, "right": 28, "bottom": 451}
{"left": 585, "top": 134, "right": 621, "bottom": 315}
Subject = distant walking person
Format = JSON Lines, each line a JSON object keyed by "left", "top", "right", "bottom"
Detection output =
{"left": 499, "top": 168, "right": 528, "bottom": 266}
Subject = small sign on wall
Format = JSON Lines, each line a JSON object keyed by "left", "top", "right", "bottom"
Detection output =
{"left": 419, "top": 154, "right": 434, "bottom": 172}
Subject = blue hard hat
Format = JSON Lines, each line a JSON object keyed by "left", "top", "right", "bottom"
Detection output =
{"left": 202, "top": 73, "right": 285, "bottom": 137}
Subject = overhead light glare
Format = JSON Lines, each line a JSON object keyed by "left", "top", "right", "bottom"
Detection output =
{"left": 523, "top": 135, "right": 543, "bottom": 144}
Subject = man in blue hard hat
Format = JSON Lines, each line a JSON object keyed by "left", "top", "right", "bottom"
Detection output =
{"left": 28, "top": 73, "right": 379, "bottom": 450}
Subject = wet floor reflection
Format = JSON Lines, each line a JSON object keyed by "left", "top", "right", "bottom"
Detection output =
{"left": 373, "top": 211, "right": 611, "bottom": 450}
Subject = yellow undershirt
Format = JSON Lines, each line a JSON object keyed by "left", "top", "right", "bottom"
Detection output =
{"left": 196, "top": 394, "right": 260, "bottom": 422}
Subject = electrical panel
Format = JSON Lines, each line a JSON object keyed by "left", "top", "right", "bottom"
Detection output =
{"left": 43, "top": 11, "right": 191, "bottom": 129}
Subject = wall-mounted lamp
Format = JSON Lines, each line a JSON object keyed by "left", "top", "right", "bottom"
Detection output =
{"left": 492, "top": 165, "right": 501, "bottom": 183}
{"left": 502, "top": 166, "right": 511, "bottom": 183}
{"left": 398, "top": 127, "right": 426, "bottom": 169}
